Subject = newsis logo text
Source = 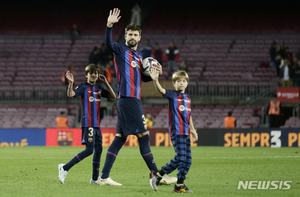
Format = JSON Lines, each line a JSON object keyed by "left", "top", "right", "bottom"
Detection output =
{"left": 237, "top": 181, "right": 292, "bottom": 190}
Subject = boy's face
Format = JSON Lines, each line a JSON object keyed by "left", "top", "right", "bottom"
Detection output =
{"left": 86, "top": 71, "right": 99, "bottom": 84}
{"left": 125, "top": 30, "right": 141, "bottom": 48}
{"left": 173, "top": 77, "right": 188, "bottom": 93}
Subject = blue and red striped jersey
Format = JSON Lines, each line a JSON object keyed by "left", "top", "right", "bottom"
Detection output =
{"left": 164, "top": 90, "right": 192, "bottom": 136}
{"left": 105, "top": 27, "right": 152, "bottom": 100}
{"left": 74, "top": 82, "right": 109, "bottom": 127}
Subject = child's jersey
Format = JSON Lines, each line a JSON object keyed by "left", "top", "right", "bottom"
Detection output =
{"left": 164, "top": 89, "right": 192, "bottom": 136}
{"left": 74, "top": 82, "right": 109, "bottom": 127}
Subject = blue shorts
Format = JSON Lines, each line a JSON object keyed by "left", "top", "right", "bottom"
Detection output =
{"left": 116, "top": 97, "right": 147, "bottom": 136}
{"left": 81, "top": 127, "right": 102, "bottom": 146}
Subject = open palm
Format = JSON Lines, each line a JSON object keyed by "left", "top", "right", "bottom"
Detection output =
{"left": 108, "top": 8, "right": 121, "bottom": 24}
{"left": 149, "top": 66, "right": 159, "bottom": 80}
{"left": 65, "top": 71, "right": 74, "bottom": 83}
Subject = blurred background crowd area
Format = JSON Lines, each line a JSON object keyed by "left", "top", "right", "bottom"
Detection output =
{"left": 0, "top": 0, "right": 300, "bottom": 129}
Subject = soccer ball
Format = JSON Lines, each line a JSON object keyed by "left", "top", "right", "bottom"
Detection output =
{"left": 141, "top": 57, "right": 158, "bottom": 76}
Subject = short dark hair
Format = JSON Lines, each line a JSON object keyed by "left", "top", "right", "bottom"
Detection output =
{"left": 228, "top": 111, "right": 232, "bottom": 116}
{"left": 125, "top": 23, "right": 142, "bottom": 35}
{"left": 85, "top": 64, "right": 100, "bottom": 76}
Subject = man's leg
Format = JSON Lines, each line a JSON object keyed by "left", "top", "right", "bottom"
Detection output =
{"left": 138, "top": 134, "right": 158, "bottom": 171}
{"left": 137, "top": 132, "right": 160, "bottom": 191}
{"left": 150, "top": 135, "right": 183, "bottom": 191}
{"left": 100, "top": 136, "right": 127, "bottom": 179}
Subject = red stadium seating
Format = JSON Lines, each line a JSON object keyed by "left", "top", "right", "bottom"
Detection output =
{"left": 0, "top": 105, "right": 77, "bottom": 128}
{"left": 0, "top": 2, "right": 299, "bottom": 129}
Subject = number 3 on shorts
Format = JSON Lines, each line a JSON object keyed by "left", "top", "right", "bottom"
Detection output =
{"left": 88, "top": 127, "right": 94, "bottom": 137}
{"left": 142, "top": 115, "right": 148, "bottom": 129}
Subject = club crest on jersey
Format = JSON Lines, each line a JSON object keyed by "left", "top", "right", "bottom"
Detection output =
{"left": 179, "top": 105, "right": 185, "bottom": 111}
{"left": 89, "top": 96, "right": 94, "bottom": 102}
{"left": 131, "top": 61, "right": 137, "bottom": 68}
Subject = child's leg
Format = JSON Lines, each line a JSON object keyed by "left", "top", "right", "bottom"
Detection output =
{"left": 176, "top": 135, "right": 191, "bottom": 184}
{"left": 92, "top": 143, "right": 102, "bottom": 181}
{"left": 63, "top": 145, "right": 94, "bottom": 171}
{"left": 160, "top": 135, "right": 183, "bottom": 175}
{"left": 92, "top": 129, "right": 103, "bottom": 181}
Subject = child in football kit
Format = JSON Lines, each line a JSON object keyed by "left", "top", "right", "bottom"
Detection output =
{"left": 58, "top": 64, "right": 116, "bottom": 184}
{"left": 149, "top": 68, "right": 198, "bottom": 193}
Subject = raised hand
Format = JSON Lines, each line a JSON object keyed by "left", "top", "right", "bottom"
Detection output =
{"left": 107, "top": 8, "right": 121, "bottom": 26}
{"left": 98, "top": 74, "right": 108, "bottom": 83}
{"left": 65, "top": 71, "right": 74, "bottom": 83}
{"left": 149, "top": 66, "right": 159, "bottom": 81}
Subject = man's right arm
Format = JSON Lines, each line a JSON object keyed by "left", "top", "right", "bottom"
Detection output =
{"left": 107, "top": 23, "right": 113, "bottom": 28}
{"left": 105, "top": 27, "right": 114, "bottom": 48}
{"left": 105, "top": 8, "right": 121, "bottom": 50}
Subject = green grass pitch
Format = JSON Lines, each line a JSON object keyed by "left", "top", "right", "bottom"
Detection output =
{"left": 0, "top": 146, "right": 299, "bottom": 197}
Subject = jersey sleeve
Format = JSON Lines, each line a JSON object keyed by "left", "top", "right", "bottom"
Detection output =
{"left": 100, "top": 88, "right": 109, "bottom": 98}
{"left": 105, "top": 27, "right": 122, "bottom": 54}
{"left": 163, "top": 89, "right": 176, "bottom": 99}
{"left": 73, "top": 84, "right": 84, "bottom": 98}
